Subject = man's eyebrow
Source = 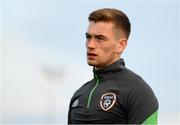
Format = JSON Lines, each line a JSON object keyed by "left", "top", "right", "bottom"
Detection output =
{"left": 85, "top": 33, "right": 108, "bottom": 39}
{"left": 94, "top": 34, "right": 107, "bottom": 39}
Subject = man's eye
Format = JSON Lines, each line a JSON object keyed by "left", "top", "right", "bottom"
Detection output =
{"left": 98, "top": 37, "right": 103, "bottom": 40}
{"left": 86, "top": 35, "right": 91, "bottom": 39}
{"left": 97, "top": 37, "right": 105, "bottom": 41}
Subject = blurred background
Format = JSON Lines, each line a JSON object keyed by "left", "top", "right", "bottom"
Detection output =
{"left": 0, "top": 0, "right": 180, "bottom": 124}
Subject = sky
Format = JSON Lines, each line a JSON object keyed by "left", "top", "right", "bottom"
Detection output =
{"left": 1, "top": 0, "right": 180, "bottom": 124}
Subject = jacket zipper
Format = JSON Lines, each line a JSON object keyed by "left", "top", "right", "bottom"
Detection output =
{"left": 87, "top": 73, "right": 100, "bottom": 108}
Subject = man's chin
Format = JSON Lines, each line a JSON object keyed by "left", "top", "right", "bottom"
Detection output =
{"left": 87, "top": 62, "right": 96, "bottom": 67}
{"left": 87, "top": 60, "right": 97, "bottom": 67}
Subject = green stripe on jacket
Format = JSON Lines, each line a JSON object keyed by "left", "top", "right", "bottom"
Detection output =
{"left": 142, "top": 111, "right": 158, "bottom": 125}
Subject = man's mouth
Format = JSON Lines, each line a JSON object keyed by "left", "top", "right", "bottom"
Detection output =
{"left": 87, "top": 52, "right": 97, "bottom": 59}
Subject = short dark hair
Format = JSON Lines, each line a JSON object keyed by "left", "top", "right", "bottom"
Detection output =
{"left": 88, "top": 8, "right": 131, "bottom": 39}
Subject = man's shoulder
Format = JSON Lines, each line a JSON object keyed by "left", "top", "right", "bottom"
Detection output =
{"left": 122, "top": 69, "right": 159, "bottom": 124}
{"left": 119, "top": 67, "right": 157, "bottom": 98}
{"left": 118, "top": 67, "right": 145, "bottom": 83}
{"left": 115, "top": 67, "right": 152, "bottom": 91}
{"left": 72, "top": 79, "right": 93, "bottom": 97}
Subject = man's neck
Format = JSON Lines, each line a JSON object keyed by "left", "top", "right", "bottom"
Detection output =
{"left": 94, "top": 58, "right": 121, "bottom": 70}
{"left": 94, "top": 67, "right": 102, "bottom": 70}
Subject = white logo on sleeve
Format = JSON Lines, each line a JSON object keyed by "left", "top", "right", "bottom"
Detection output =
{"left": 72, "top": 99, "right": 79, "bottom": 108}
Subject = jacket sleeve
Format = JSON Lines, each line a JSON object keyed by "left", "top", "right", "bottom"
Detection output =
{"left": 127, "top": 83, "right": 159, "bottom": 124}
{"left": 142, "top": 111, "right": 158, "bottom": 124}
{"left": 68, "top": 97, "right": 73, "bottom": 124}
{"left": 67, "top": 104, "right": 72, "bottom": 124}
{"left": 67, "top": 90, "right": 79, "bottom": 124}
{"left": 68, "top": 107, "right": 72, "bottom": 124}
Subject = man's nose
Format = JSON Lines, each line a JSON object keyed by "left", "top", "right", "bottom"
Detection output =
{"left": 86, "top": 39, "right": 96, "bottom": 49}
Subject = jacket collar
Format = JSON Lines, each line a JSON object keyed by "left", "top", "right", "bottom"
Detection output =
{"left": 93, "top": 58, "right": 126, "bottom": 81}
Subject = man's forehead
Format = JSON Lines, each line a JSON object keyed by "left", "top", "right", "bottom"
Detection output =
{"left": 88, "top": 21, "right": 114, "bottom": 28}
{"left": 87, "top": 21, "right": 114, "bottom": 36}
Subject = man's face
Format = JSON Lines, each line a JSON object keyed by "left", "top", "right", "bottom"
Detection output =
{"left": 86, "top": 21, "right": 120, "bottom": 68}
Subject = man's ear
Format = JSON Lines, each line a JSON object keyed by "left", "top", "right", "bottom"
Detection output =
{"left": 116, "top": 38, "right": 127, "bottom": 54}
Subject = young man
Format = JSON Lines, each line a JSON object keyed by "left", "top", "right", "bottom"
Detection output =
{"left": 68, "top": 8, "right": 158, "bottom": 124}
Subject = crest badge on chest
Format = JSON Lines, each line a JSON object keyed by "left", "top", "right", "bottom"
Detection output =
{"left": 100, "top": 92, "right": 117, "bottom": 111}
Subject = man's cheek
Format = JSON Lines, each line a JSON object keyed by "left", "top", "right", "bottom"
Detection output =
{"left": 103, "top": 47, "right": 111, "bottom": 53}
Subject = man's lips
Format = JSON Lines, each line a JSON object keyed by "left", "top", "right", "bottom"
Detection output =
{"left": 87, "top": 53, "right": 97, "bottom": 56}
{"left": 87, "top": 53, "right": 97, "bottom": 59}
